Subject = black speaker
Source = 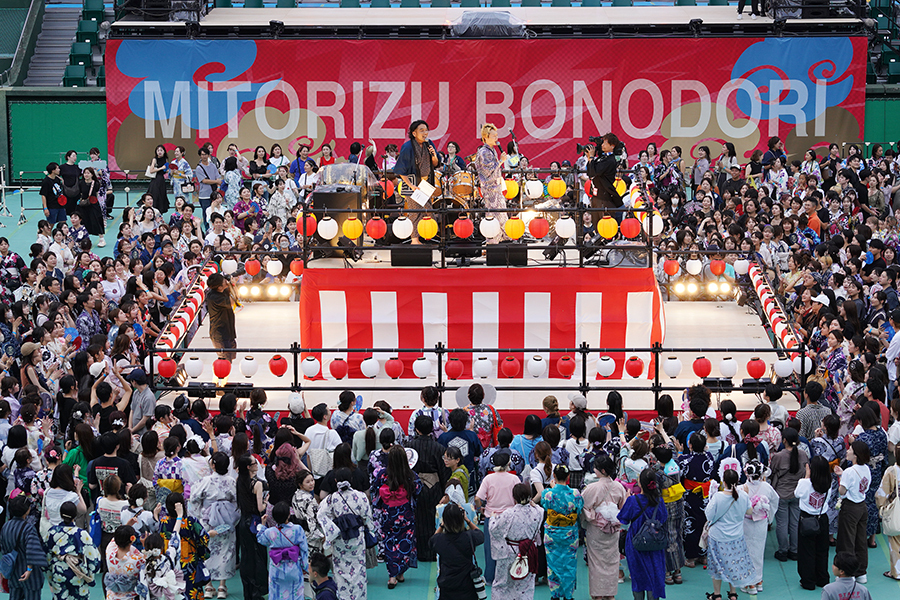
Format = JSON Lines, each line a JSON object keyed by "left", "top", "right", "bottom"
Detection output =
{"left": 802, "top": 0, "right": 828, "bottom": 19}
{"left": 391, "top": 246, "right": 433, "bottom": 267}
{"left": 486, "top": 244, "right": 527, "bottom": 266}
{"left": 310, "top": 191, "right": 361, "bottom": 247}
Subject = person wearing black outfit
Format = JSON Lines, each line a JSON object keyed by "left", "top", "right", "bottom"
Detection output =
{"left": 205, "top": 273, "right": 236, "bottom": 362}
{"left": 40, "top": 162, "right": 66, "bottom": 224}
{"left": 236, "top": 454, "right": 269, "bottom": 600}
{"left": 405, "top": 415, "right": 451, "bottom": 561}
{"left": 430, "top": 503, "right": 485, "bottom": 600}
{"left": 586, "top": 133, "right": 625, "bottom": 220}
{"left": 59, "top": 150, "right": 82, "bottom": 216}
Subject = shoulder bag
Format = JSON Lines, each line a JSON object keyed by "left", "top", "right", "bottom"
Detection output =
{"left": 880, "top": 465, "right": 900, "bottom": 536}
{"left": 799, "top": 488, "right": 829, "bottom": 537}
{"left": 468, "top": 530, "right": 488, "bottom": 600}
{"left": 508, "top": 519, "right": 541, "bottom": 580}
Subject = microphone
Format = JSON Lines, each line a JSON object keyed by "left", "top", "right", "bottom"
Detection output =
{"left": 381, "top": 155, "right": 388, "bottom": 159}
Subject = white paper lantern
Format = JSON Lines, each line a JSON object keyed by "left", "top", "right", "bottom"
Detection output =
{"left": 473, "top": 357, "right": 493, "bottom": 378}
{"left": 774, "top": 321, "right": 787, "bottom": 338}
{"left": 686, "top": 259, "right": 703, "bottom": 276}
{"left": 597, "top": 355, "right": 616, "bottom": 378}
{"left": 479, "top": 217, "right": 501, "bottom": 239}
{"left": 734, "top": 259, "right": 750, "bottom": 275}
{"left": 267, "top": 259, "right": 283, "bottom": 277}
{"left": 222, "top": 259, "right": 238, "bottom": 275}
{"left": 392, "top": 217, "right": 413, "bottom": 239}
{"left": 524, "top": 180, "right": 544, "bottom": 200}
{"left": 301, "top": 356, "right": 321, "bottom": 378}
{"left": 643, "top": 213, "right": 664, "bottom": 236}
{"left": 719, "top": 357, "right": 738, "bottom": 378}
{"left": 527, "top": 355, "right": 547, "bottom": 378}
{"left": 316, "top": 217, "right": 338, "bottom": 240}
{"left": 360, "top": 357, "right": 380, "bottom": 378}
{"left": 239, "top": 356, "right": 258, "bottom": 378}
{"left": 184, "top": 356, "right": 204, "bottom": 379}
{"left": 793, "top": 354, "right": 815, "bottom": 375}
{"left": 144, "top": 354, "right": 162, "bottom": 373}
{"left": 412, "top": 357, "right": 433, "bottom": 379}
{"left": 774, "top": 357, "right": 794, "bottom": 378}
{"left": 555, "top": 216, "right": 576, "bottom": 239}
{"left": 663, "top": 356, "right": 682, "bottom": 378}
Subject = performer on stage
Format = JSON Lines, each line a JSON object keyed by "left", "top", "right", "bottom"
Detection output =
{"left": 473, "top": 123, "right": 508, "bottom": 244}
{"left": 586, "top": 133, "right": 625, "bottom": 220}
{"left": 394, "top": 120, "right": 440, "bottom": 244}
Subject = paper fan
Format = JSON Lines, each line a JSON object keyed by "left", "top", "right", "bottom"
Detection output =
{"left": 64, "top": 327, "right": 82, "bottom": 349}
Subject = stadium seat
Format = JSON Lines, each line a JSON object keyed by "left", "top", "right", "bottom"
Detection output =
{"left": 459, "top": 0, "right": 481, "bottom": 6}
{"left": 369, "top": 0, "right": 391, "bottom": 7}
{"left": 490, "top": 0, "right": 511, "bottom": 6}
{"left": 520, "top": 0, "right": 542, "bottom": 6}
{"left": 581, "top": 0, "right": 602, "bottom": 5}
{"left": 276, "top": 0, "right": 295, "bottom": 6}
{"left": 69, "top": 42, "right": 92, "bottom": 68}
{"left": 676, "top": 0, "right": 697, "bottom": 5}
{"left": 63, "top": 65, "right": 87, "bottom": 87}
{"left": 340, "top": 0, "right": 361, "bottom": 5}
{"left": 611, "top": 0, "right": 633, "bottom": 5}
{"left": 431, "top": 0, "right": 452, "bottom": 6}
{"left": 82, "top": 0, "right": 105, "bottom": 23}
{"left": 400, "top": 0, "right": 420, "bottom": 6}
{"left": 243, "top": 0, "right": 263, "bottom": 6}
{"left": 97, "top": 65, "right": 105, "bottom": 87}
{"left": 707, "top": 0, "right": 729, "bottom": 5}
{"left": 551, "top": 0, "right": 572, "bottom": 5}
{"left": 76, "top": 20, "right": 99, "bottom": 45}
{"left": 215, "top": 0, "right": 233, "bottom": 6}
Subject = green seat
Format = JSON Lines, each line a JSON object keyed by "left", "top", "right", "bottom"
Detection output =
{"left": 675, "top": 0, "right": 697, "bottom": 5}
{"left": 275, "top": 0, "right": 295, "bottom": 6}
{"left": 82, "top": 0, "right": 105, "bottom": 22}
{"left": 708, "top": 0, "right": 729, "bottom": 4}
{"left": 369, "top": 0, "right": 391, "bottom": 6}
{"left": 69, "top": 42, "right": 92, "bottom": 68}
{"left": 96, "top": 65, "right": 105, "bottom": 87}
{"left": 490, "top": 0, "right": 510, "bottom": 6}
{"left": 459, "top": 0, "right": 481, "bottom": 6}
{"left": 581, "top": 0, "right": 602, "bottom": 5}
{"left": 76, "top": 20, "right": 99, "bottom": 45}
{"left": 400, "top": 0, "right": 420, "bottom": 6}
{"left": 63, "top": 65, "right": 87, "bottom": 87}
{"left": 551, "top": 0, "right": 571, "bottom": 5}
{"left": 340, "top": 0, "right": 361, "bottom": 5}
{"left": 520, "top": 0, "right": 542, "bottom": 6}
{"left": 431, "top": 0, "right": 452, "bottom": 6}
{"left": 611, "top": 0, "right": 632, "bottom": 5}
{"left": 215, "top": 0, "right": 233, "bottom": 6}
{"left": 243, "top": 0, "right": 263, "bottom": 6}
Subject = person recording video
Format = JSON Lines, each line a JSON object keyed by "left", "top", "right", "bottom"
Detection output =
{"left": 586, "top": 132, "right": 625, "bottom": 220}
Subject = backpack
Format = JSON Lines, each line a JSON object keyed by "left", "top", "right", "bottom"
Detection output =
{"left": 88, "top": 510, "right": 102, "bottom": 547}
{"left": 333, "top": 412, "right": 355, "bottom": 445}
{"left": 631, "top": 500, "right": 668, "bottom": 552}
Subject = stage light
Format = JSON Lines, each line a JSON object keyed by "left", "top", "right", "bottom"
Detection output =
{"left": 267, "top": 286, "right": 278, "bottom": 298}
{"left": 720, "top": 282, "right": 731, "bottom": 294}
{"left": 708, "top": 282, "right": 719, "bottom": 294}
{"left": 280, "top": 286, "right": 291, "bottom": 298}
{"left": 687, "top": 282, "right": 698, "bottom": 295}
{"left": 674, "top": 282, "right": 686, "bottom": 294}
{"left": 250, "top": 286, "right": 261, "bottom": 297}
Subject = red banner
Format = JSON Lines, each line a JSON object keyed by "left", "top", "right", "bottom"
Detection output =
{"left": 106, "top": 37, "right": 865, "bottom": 173}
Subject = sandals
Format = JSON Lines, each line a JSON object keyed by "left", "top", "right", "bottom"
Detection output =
{"left": 884, "top": 571, "right": 900, "bottom": 580}
{"left": 705, "top": 594, "right": 722, "bottom": 600}
{"left": 685, "top": 559, "right": 697, "bottom": 568}
{"left": 665, "top": 573, "right": 675, "bottom": 585}
{"left": 672, "top": 572, "right": 683, "bottom": 584}
{"left": 217, "top": 586, "right": 227, "bottom": 599}
{"left": 204, "top": 586, "right": 214, "bottom": 599}
{"left": 727, "top": 593, "right": 739, "bottom": 600}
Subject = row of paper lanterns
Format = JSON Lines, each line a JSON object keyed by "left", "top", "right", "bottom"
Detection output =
{"left": 221, "top": 257, "right": 305, "bottom": 278}
{"left": 659, "top": 355, "right": 811, "bottom": 380}
{"left": 155, "top": 262, "right": 220, "bottom": 357}
{"left": 151, "top": 354, "right": 291, "bottom": 380}
{"left": 748, "top": 264, "right": 800, "bottom": 349}
{"left": 663, "top": 258, "right": 751, "bottom": 278}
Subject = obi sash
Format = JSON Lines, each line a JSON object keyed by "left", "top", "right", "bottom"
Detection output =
{"left": 269, "top": 545, "right": 300, "bottom": 566}
{"left": 683, "top": 479, "right": 711, "bottom": 498}
{"left": 546, "top": 509, "right": 578, "bottom": 528}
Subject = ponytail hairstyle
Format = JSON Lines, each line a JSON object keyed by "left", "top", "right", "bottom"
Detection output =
{"left": 379, "top": 427, "right": 395, "bottom": 450}
{"left": 363, "top": 408, "right": 379, "bottom": 455}
{"left": 782, "top": 427, "right": 801, "bottom": 473}
{"left": 338, "top": 390, "right": 355, "bottom": 412}
{"left": 723, "top": 468, "right": 740, "bottom": 500}
{"left": 740, "top": 419, "right": 760, "bottom": 461}
{"left": 534, "top": 441, "right": 553, "bottom": 480}
{"left": 719, "top": 399, "right": 739, "bottom": 441}
{"left": 639, "top": 468, "right": 661, "bottom": 506}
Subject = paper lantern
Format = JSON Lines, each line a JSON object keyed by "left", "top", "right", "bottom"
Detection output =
{"left": 693, "top": 356, "right": 712, "bottom": 378}
{"left": 663, "top": 356, "right": 682, "bottom": 378}
{"left": 144, "top": 354, "right": 161, "bottom": 374}
{"left": 418, "top": 217, "right": 439, "bottom": 240}
{"left": 547, "top": 178, "right": 566, "bottom": 199}
{"left": 597, "top": 355, "right": 616, "bottom": 378}
{"left": 298, "top": 214, "right": 317, "bottom": 237}
{"left": 620, "top": 217, "right": 641, "bottom": 239}
{"left": 170, "top": 321, "right": 186, "bottom": 340}
{"left": 719, "top": 357, "right": 738, "bottom": 378}
{"left": 524, "top": 180, "right": 544, "bottom": 200}
{"left": 239, "top": 356, "right": 258, "bottom": 378}
{"left": 157, "top": 358, "right": 177, "bottom": 379}
{"left": 412, "top": 357, "right": 433, "bottom": 379}
{"left": 480, "top": 217, "right": 501, "bottom": 239}
{"left": 266, "top": 259, "right": 283, "bottom": 277}
{"left": 213, "top": 358, "right": 231, "bottom": 379}
{"left": 342, "top": 217, "right": 364, "bottom": 239}
{"left": 504, "top": 217, "right": 525, "bottom": 240}
{"left": 734, "top": 259, "right": 750, "bottom": 275}
{"left": 747, "top": 357, "right": 766, "bottom": 379}
{"left": 529, "top": 216, "right": 550, "bottom": 239}
{"left": 445, "top": 357, "right": 464, "bottom": 380}
{"left": 184, "top": 356, "right": 204, "bottom": 379}
{"left": 269, "top": 355, "right": 288, "bottom": 377}
{"left": 318, "top": 217, "right": 339, "bottom": 240}
{"left": 503, "top": 179, "right": 520, "bottom": 199}
{"left": 301, "top": 356, "right": 321, "bottom": 378}
{"left": 385, "top": 357, "right": 404, "bottom": 379}
{"left": 500, "top": 356, "right": 521, "bottom": 378}
{"left": 360, "top": 356, "right": 380, "bottom": 378}
{"left": 774, "top": 357, "right": 794, "bottom": 378}
{"left": 527, "top": 355, "right": 547, "bottom": 378}
{"left": 598, "top": 216, "right": 619, "bottom": 239}
{"left": 290, "top": 259, "right": 304, "bottom": 276}
{"left": 222, "top": 259, "right": 238, "bottom": 275}
{"left": 710, "top": 260, "right": 726, "bottom": 276}
{"left": 643, "top": 213, "right": 664, "bottom": 236}
{"left": 792, "top": 354, "right": 814, "bottom": 375}
{"left": 624, "top": 356, "right": 644, "bottom": 378}
{"left": 663, "top": 259, "right": 680, "bottom": 277}
{"left": 245, "top": 259, "right": 261, "bottom": 276}
{"left": 557, "top": 355, "right": 577, "bottom": 378}
{"left": 613, "top": 177, "right": 626, "bottom": 195}
{"left": 555, "top": 216, "right": 576, "bottom": 239}
{"left": 686, "top": 259, "right": 703, "bottom": 276}
{"left": 453, "top": 216, "right": 474, "bottom": 239}
{"left": 329, "top": 358, "right": 349, "bottom": 379}
{"left": 379, "top": 179, "right": 395, "bottom": 198}
{"left": 366, "top": 217, "right": 387, "bottom": 240}
{"left": 392, "top": 217, "right": 413, "bottom": 239}
{"left": 473, "top": 357, "right": 493, "bottom": 378}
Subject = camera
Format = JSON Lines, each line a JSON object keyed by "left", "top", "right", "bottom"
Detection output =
{"left": 576, "top": 136, "right": 603, "bottom": 155}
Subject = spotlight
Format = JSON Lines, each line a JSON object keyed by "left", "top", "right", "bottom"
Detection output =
{"left": 280, "top": 285, "right": 291, "bottom": 298}
{"left": 687, "top": 282, "right": 699, "bottom": 295}
{"left": 674, "top": 282, "right": 686, "bottom": 295}
{"left": 185, "top": 20, "right": 200, "bottom": 38}
{"left": 720, "top": 282, "right": 731, "bottom": 294}
{"left": 267, "top": 286, "right": 279, "bottom": 298}
{"left": 689, "top": 18, "right": 703, "bottom": 37}
{"left": 708, "top": 282, "right": 719, "bottom": 294}
{"left": 269, "top": 20, "right": 285, "bottom": 38}
{"left": 238, "top": 285, "right": 250, "bottom": 297}
{"left": 250, "top": 285, "right": 261, "bottom": 297}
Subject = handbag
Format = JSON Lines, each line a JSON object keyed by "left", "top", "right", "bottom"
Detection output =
{"left": 880, "top": 466, "right": 900, "bottom": 536}
{"left": 698, "top": 522, "right": 710, "bottom": 550}
{"left": 799, "top": 490, "right": 829, "bottom": 538}
{"left": 181, "top": 183, "right": 195, "bottom": 194}
{"left": 144, "top": 166, "right": 154, "bottom": 179}
{"left": 508, "top": 521, "right": 540, "bottom": 580}
{"left": 631, "top": 501, "right": 668, "bottom": 552}
{"left": 88, "top": 510, "right": 102, "bottom": 547}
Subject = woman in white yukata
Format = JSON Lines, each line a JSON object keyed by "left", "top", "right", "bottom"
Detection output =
{"left": 188, "top": 452, "right": 238, "bottom": 599}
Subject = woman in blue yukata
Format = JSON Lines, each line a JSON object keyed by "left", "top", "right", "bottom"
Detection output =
{"left": 257, "top": 501, "right": 309, "bottom": 600}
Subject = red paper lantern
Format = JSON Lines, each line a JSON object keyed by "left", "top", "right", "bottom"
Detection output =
{"left": 157, "top": 358, "right": 177, "bottom": 379}
{"left": 245, "top": 259, "right": 261, "bottom": 276}
{"left": 269, "top": 355, "right": 288, "bottom": 377}
{"left": 379, "top": 179, "right": 395, "bottom": 198}
{"left": 213, "top": 358, "right": 231, "bottom": 379}
{"left": 385, "top": 357, "right": 404, "bottom": 379}
{"left": 620, "top": 217, "right": 642, "bottom": 239}
{"left": 710, "top": 260, "right": 726, "bottom": 276}
{"left": 557, "top": 355, "right": 577, "bottom": 378}
{"left": 366, "top": 217, "right": 387, "bottom": 240}
{"left": 290, "top": 259, "right": 304, "bottom": 276}
{"left": 329, "top": 358, "right": 348, "bottom": 379}
{"left": 453, "top": 217, "right": 474, "bottom": 239}
{"left": 528, "top": 217, "right": 550, "bottom": 239}
{"left": 663, "top": 259, "right": 680, "bottom": 277}
{"left": 747, "top": 357, "right": 766, "bottom": 379}
{"left": 625, "top": 356, "right": 645, "bottom": 378}
{"left": 693, "top": 356, "right": 712, "bottom": 378}
{"left": 298, "top": 214, "right": 317, "bottom": 237}
{"left": 445, "top": 357, "right": 464, "bottom": 380}
{"left": 500, "top": 356, "right": 521, "bottom": 378}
